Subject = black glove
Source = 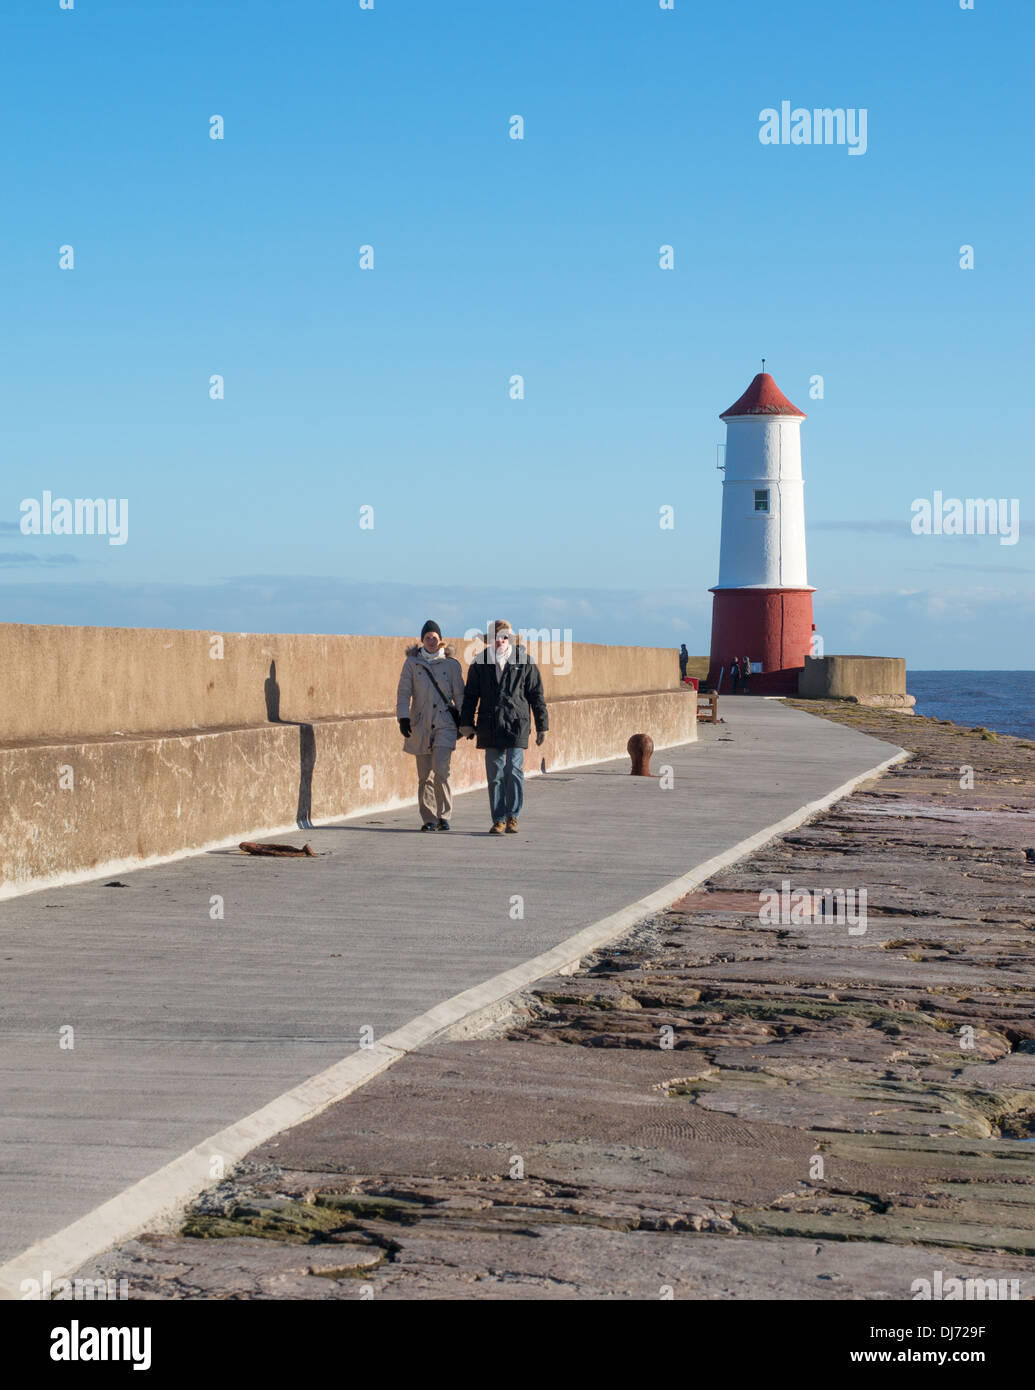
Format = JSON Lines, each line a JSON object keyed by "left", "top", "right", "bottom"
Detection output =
{"left": 536, "top": 730, "right": 546, "bottom": 746}
{"left": 398, "top": 718, "right": 411, "bottom": 738}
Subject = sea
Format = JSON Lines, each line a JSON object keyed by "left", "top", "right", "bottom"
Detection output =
{"left": 908, "top": 671, "right": 1035, "bottom": 741}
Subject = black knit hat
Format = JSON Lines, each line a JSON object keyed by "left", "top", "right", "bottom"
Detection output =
{"left": 420, "top": 620, "right": 442, "bottom": 639}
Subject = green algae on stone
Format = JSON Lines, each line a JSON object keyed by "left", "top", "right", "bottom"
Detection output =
{"left": 313, "top": 1193, "right": 430, "bottom": 1223}
{"left": 182, "top": 1200, "right": 361, "bottom": 1244}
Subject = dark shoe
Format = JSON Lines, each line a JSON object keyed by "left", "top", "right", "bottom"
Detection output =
{"left": 437, "top": 819, "right": 450, "bottom": 831}
{"left": 421, "top": 823, "right": 436, "bottom": 832}
{"left": 489, "top": 822, "right": 505, "bottom": 835}
{"left": 505, "top": 817, "right": 519, "bottom": 834}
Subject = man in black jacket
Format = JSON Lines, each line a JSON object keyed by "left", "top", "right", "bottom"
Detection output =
{"left": 459, "top": 619, "right": 549, "bottom": 835}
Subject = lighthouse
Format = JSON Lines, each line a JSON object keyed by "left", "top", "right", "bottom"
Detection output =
{"left": 707, "top": 370, "right": 815, "bottom": 695}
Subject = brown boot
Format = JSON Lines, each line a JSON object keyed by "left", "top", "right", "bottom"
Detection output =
{"left": 489, "top": 821, "right": 506, "bottom": 835}
{"left": 505, "top": 817, "right": 519, "bottom": 834}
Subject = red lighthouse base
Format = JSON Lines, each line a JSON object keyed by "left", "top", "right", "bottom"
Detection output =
{"left": 707, "top": 587, "right": 815, "bottom": 695}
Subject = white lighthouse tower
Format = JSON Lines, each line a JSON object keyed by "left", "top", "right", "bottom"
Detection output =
{"left": 707, "top": 368, "right": 815, "bottom": 694}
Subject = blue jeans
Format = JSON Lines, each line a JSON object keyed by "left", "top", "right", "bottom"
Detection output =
{"left": 485, "top": 746, "right": 524, "bottom": 822}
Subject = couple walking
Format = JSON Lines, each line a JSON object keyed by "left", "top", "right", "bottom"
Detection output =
{"left": 396, "top": 619, "right": 549, "bottom": 835}
{"left": 730, "top": 656, "right": 752, "bottom": 694}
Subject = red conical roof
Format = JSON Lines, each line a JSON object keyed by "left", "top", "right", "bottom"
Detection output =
{"left": 720, "top": 372, "right": 806, "bottom": 420}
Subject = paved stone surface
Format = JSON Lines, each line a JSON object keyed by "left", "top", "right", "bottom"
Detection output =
{"left": 70, "top": 704, "right": 1035, "bottom": 1300}
{"left": 0, "top": 699, "right": 900, "bottom": 1265}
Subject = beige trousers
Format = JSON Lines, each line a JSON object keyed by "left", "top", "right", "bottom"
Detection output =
{"left": 415, "top": 743, "right": 454, "bottom": 823}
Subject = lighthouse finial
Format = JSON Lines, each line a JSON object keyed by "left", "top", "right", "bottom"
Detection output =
{"left": 761, "top": 358, "right": 766, "bottom": 374}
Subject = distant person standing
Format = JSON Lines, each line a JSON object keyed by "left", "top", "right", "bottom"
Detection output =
{"left": 459, "top": 620, "right": 548, "bottom": 835}
{"left": 730, "top": 658, "right": 741, "bottom": 695}
{"left": 396, "top": 621, "right": 466, "bottom": 831}
{"left": 741, "top": 656, "right": 751, "bottom": 694}
{"left": 679, "top": 644, "right": 689, "bottom": 681}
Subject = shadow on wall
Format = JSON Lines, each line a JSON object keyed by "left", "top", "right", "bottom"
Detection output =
{"left": 264, "top": 660, "right": 315, "bottom": 829}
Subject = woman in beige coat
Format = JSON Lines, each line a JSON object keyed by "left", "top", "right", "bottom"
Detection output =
{"left": 396, "top": 620, "right": 466, "bottom": 831}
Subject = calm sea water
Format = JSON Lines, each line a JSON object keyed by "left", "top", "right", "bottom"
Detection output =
{"left": 908, "top": 671, "right": 1035, "bottom": 741}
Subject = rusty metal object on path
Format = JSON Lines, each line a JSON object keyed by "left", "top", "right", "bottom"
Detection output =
{"left": 627, "top": 732, "right": 654, "bottom": 776}
{"left": 239, "top": 841, "right": 315, "bottom": 857}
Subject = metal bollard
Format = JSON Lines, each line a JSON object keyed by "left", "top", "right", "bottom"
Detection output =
{"left": 627, "top": 732, "right": 654, "bottom": 776}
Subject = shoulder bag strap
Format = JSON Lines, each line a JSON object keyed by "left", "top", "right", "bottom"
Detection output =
{"left": 418, "top": 661, "right": 461, "bottom": 719}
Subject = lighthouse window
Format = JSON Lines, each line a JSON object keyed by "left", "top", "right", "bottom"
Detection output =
{"left": 754, "top": 489, "right": 770, "bottom": 513}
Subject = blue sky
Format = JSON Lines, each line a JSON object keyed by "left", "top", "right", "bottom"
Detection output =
{"left": 1, "top": 0, "right": 1032, "bottom": 667}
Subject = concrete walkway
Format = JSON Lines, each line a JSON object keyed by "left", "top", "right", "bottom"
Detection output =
{"left": 0, "top": 700, "right": 902, "bottom": 1272}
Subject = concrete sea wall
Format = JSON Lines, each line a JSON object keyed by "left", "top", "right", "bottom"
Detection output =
{"left": 0, "top": 624, "right": 695, "bottom": 897}
{"left": 798, "top": 655, "right": 910, "bottom": 703}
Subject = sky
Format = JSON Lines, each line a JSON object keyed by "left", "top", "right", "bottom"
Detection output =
{"left": 1, "top": 0, "right": 1032, "bottom": 667}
